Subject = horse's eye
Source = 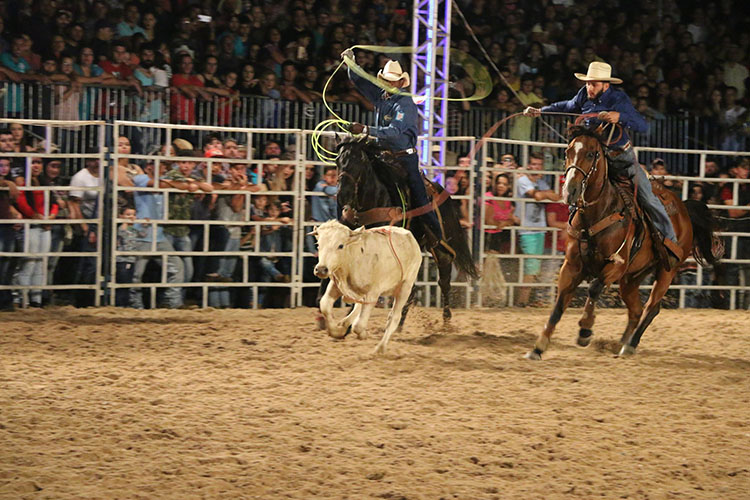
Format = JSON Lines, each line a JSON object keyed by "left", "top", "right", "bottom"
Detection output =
{"left": 587, "top": 152, "right": 595, "bottom": 158}
{"left": 338, "top": 244, "right": 344, "bottom": 249}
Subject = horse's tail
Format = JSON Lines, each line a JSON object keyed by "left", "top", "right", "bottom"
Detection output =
{"left": 684, "top": 199, "right": 722, "bottom": 267}
{"left": 432, "top": 183, "right": 480, "bottom": 280}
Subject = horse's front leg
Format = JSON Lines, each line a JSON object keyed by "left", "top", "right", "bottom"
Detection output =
{"left": 526, "top": 260, "right": 584, "bottom": 360}
{"left": 576, "top": 278, "right": 606, "bottom": 347}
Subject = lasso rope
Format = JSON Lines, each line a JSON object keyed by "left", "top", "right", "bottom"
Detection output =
{"left": 311, "top": 45, "right": 494, "bottom": 165}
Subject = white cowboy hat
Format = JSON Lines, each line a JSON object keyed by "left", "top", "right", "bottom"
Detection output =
{"left": 574, "top": 61, "right": 622, "bottom": 84}
{"left": 377, "top": 60, "right": 410, "bottom": 88}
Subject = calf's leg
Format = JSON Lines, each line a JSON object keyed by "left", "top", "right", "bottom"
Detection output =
{"left": 374, "top": 281, "right": 414, "bottom": 355}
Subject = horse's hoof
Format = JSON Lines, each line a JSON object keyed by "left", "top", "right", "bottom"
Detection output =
{"left": 442, "top": 308, "right": 452, "bottom": 321}
{"left": 618, "top": 344, "right": 636, "bottom": 357}
{"left": 577, "top": 328, "right": 593, "bottom": 347}
{"left": 524, "top": 348, "right": 543, "bottom": 361}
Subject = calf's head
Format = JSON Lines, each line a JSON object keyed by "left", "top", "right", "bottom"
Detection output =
{"left": 310, "top": 220, "right": 365, "bottom": 278}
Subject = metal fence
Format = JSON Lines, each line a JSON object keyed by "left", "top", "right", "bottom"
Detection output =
{"left": 1, "top": 119, "right": 749, "bottom": 310}
{"left": 3, "top": 81, "right": 747, "bottom": 173}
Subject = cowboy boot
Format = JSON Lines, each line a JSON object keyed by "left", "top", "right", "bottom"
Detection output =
{"left": 662, "top": 237, "right": 683, "bottom": 272}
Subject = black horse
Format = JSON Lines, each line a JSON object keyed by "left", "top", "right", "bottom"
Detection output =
{"left": 317, "top": 137, "right": 479, "bottom": 326}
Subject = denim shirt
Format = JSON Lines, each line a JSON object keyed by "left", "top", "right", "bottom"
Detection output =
{"left": 349, "top": 69, "right": 419, "bottom": 151}
{"left": 133, "top": 174, "right": 166, "bottom": 242}
{"left": 542, "top": 86, "right": 648, "bottom": 149}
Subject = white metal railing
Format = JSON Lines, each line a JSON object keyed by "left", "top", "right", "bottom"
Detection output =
{"left": 2, "top": 120, "right": 749, "bottom": 309}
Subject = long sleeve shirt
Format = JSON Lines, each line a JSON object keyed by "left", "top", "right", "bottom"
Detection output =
{"left": 541, "top": 86, "right": 649, "bottom": 149}
{"left": 15, "top": 189, "right": 59, "bottom": 219}
{"left": 349, "top": 69, "right": 419, "bottom": 151}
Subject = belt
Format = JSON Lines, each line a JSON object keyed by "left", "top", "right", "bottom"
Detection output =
{"left": 392, "top": 148, "right": 417, "bottom": 158}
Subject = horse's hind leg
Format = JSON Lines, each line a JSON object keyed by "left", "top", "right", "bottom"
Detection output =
{"left": 434, "top": 248, "right": 453, "bottom": 322}
{"left": 526, "top": 260, "right": 584, "bottom": 360}
{"left": 576, "top": 278, "right": 605, "bottom": 347}
{"left": 619, "top": 269, "right": 675, "bottom": 356}
{"left": 396, "top": 287, "right": 416, "bottom": 333}
{"left": 618, "top": 275, "right": 644, "bottom": 346}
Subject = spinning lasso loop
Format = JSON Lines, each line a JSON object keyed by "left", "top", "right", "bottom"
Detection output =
{"left": 311, "top": 45, "right": 493, "bottom": 165}
{"left": 466, "top": 111, "right": 619, "bottom": 164}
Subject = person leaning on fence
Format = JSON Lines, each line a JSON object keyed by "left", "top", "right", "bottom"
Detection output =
{"left": 67, "top": 153, "right": 100, "bottom": 307}
{"left": 129, "top": 160, "right": 186, "bottom": 309}
{"left": 0, "top": 158, "right": 21, "bottom": 311}
{"left": 514, "top": 152, "right": 561, "bottom": 307}
{"left": 524, "top": 61, "right": 683, "bottom": 271}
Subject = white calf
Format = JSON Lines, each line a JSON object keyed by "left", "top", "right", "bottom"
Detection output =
{"left": 311, "top": 220, "right": 422, "bottom": 354}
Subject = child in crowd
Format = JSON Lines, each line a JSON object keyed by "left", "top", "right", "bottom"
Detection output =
{"left": 115, "top": 205, "right": 144, "bottom": 307}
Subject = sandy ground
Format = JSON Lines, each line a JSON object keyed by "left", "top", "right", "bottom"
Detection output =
{"left": 2, "top": 305, "right": 750, "bottom": 500}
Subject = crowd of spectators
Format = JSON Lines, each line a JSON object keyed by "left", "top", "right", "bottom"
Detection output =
{"left": 0, "top": 123, "right": 342, "bottom": 310}
{"left": 0, "top": 0, "right": 747, "bottom": 149}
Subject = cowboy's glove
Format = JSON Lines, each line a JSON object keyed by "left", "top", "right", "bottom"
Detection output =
{"left": 347, "top": 122, "right": 367, "bottom": 135}
{"left": 598, "top": 111, "right": 620, "bottom": 124}
{"left": 340, "top": 48, "right": 355, "bottom": 62}
{"left": 523, "top": 106, "right": 541, "bottom": 117}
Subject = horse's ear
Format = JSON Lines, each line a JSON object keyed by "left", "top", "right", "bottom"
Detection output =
{"left": 334, "top": 133, "right": 342, "bottom": 145}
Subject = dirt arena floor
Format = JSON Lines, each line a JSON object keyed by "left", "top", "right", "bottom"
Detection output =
{"left": 2, "top": 306, "right": 750, "bottom": 499}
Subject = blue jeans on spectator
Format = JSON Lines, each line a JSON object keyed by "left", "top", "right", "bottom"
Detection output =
{"left": 165, "top": 233, "right": 194, "bottom": 283}
{"left": 0, "top": 225, "right": 16, "bottom": 310}
{"left": 17, "top": 227, "right": 52, "bottom": 305}
{"left": 43, "top": 224, "right": 65, "bottom": 304}
{"left": 74, "top": 227, "right": 98, "bottom": 307}
{"left": 129, "top": 239, "right": 184, "bottom": 309}
{"left": 209, "top": 237, "right": 240, "bottom": 308}
{"left": 115, "top": 261, "right": 134, "bottom": 307}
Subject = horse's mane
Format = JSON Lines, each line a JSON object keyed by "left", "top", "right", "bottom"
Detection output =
{"left": 567, "top": 125, "right": 607, "bottom": 147}
{"left": 337, "top": 137, "right": 407, "bottom": 185}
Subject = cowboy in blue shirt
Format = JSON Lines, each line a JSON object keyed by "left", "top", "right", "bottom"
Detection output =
{"left": 341, "top": 50, "right": 443, "bottom": 243}
{"left": 525, "top": 61, "right": 682, "bottom": 269}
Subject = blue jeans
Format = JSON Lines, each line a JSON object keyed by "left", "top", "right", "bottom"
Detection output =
{"left": 165, "top": 233, "right": 194, "bottom": 283}
{"left": 17, "top": 227, "right": 51, "bottom": 305}
{"left": 400, "top": 154, "right": 442, "bottom": 240}
{"left": 610, "top": 148, "right": 677, "bottom": 243}
{"left": 0, "top": 225, "right": 17, "bottom": 309}
{"left": 129, "top": 239, "right": 185, "bottom": 309}
{"left": 208, "top": 237, "right": 240, "bottom": 308}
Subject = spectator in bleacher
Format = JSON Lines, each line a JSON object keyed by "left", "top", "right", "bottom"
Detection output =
{"left": 91, "top": 20, "right": 115, "bottom": 63}
{"left": 263, "top": 141, "right": 282, "bottom": 159}
{"left": 163, "top": 150, "right": 214, "bottom": 290}
{"left": 217, "top": 34, "right": 242, "bottom": 75}
{"left": 64, "top": 23, "right": 85, "bottom": 57}
{"left": 257, "top": 199, "right": 292, "bottom": 307}
{"left": 650, "top": 158, "right": 683, "bottom": 196}
{"left": 117, "top": 2, "right": 147, "bottom": 42}
{"left": 67, "top": 153, "right": 101, "bottom": 307}
{"left": 129, "top": 159, "right": 186, "bottom": 309}
{"left": 9, "top": 123, "right": 39, "bottom": 152}
{"left": 53, "top": 55, "right": 82, "bottom": 122}
{"left": 16, "top": 157, "right": 58, "bottom": 307}
{"left": 279, "top": 61, "right": 313, "bottom": 103}
{"left": 115, "top": 204, "right": 141, "bottom": 307}
{"left": 1, "top": 35, "right": 51, "bottom": 116}
{"left": 256, "top": 70, "right": 281, "bottom": 99}
{"left": 170, "top": 53, "right": 211, "bottom": 125}
{"left": 0, "top": 157, "right": 20, "bottom": 311}
{"left": 720, "top": 86, "right": 747, "bottom": 152}
{"left": 238, "top": 63, "right": 258, "bottom": 95}
{"left": 484, "top": 173, "right": 519, "bottom": 253}
{"left": 514, "top": 152, "right": 560, "bottom": 307}
{"left": 38, "top": 159, "right": 67, "bottom": 304}
{"left": 310, "top": 166, "right": 338, "bottom": 223}
{"left": 100, "top": 42, "right": 142, "bottom": 95}
{"left": 141, "top": 11, "right": 159, "bottom": 44}
{"left": 208, "top": 163, "right": 249, "bottom": 308}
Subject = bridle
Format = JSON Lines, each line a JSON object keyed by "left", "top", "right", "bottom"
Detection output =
{"left": 564, "top": 139, "right": 605, "bottom": 209}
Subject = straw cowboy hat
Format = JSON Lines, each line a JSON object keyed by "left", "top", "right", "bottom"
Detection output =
{"left": 574, "top": 61, "right": 622, "bottom": 84}
{"left": 377, "top": 60, "right": 410, "bottom": 88}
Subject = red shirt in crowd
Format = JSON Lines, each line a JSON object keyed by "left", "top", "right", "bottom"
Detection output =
{"left": 15, "top": 189, "right": 59, "bottom": 219}
{"left": 170, "top": 74, "right": 204, "bottom": 124}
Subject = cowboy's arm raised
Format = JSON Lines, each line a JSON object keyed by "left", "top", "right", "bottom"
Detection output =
{"left": 525, "top": 87, "right": 585, "bottom": 116}
{"left": 347, "top": 67, "right": 382, "bottom": 103}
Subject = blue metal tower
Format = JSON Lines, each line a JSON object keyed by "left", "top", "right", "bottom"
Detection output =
{"left": 411, "top": 0, "right": 451, "bottom": 174}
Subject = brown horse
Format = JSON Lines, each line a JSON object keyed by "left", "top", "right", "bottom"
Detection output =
{"left": 525, "top": 126, "right": 721, "bottom": 360}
